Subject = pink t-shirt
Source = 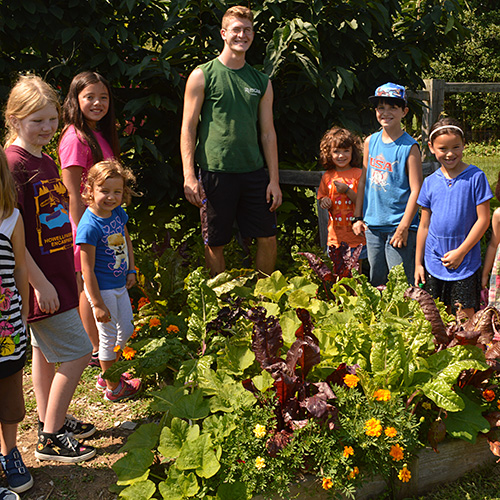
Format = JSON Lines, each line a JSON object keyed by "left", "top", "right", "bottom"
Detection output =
{"left": 58, "top": 125, "right": 114, "bottom": 271}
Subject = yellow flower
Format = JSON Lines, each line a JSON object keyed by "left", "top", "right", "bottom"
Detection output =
{"left": 373, "top": 389, "right": 391, "bottom": 401}
{"left": 253, "top": 424, "right": 267, "bottom": 438}
{"left": 390, "top": 444, "right": 404, "bottom": 461}
{"left": 343, "top": 446, "right": 354, "bottom": 458}
{"left": 149, "top": 317, "right": 161, "bottom": 328}
{"left": 497, "top": 399, "right": 500, "bottom": 410}
{"left": 255, "top": 456, "right": 265, "bottom": 470}
{"left": 364, "top": 418, "right": 383, "bottom": 437}
{"left": 343, "top": 374, "right": 359, "bottom": 388}
{"left": 113, "top": 345, "right": 122, "bottom": 353}
{"left": 166, "top": 324, "right": 180, "bottom": 334}
{"left": 322, "top": 477, "right": 333, "bottom": 490}
{"left": 347, "top": 466, "right": 359, "bottom": 480}
{"left": 398, "top": 465, "right": 411, "bottom": 483}
{"left": 385, "top": 427, "right": 397, "bottom": 437}
{"left": 422, "top": 402, "right": 432, "bottom": 410}
{"left": 122, "top": 346, "right": 137, "bottom": 360}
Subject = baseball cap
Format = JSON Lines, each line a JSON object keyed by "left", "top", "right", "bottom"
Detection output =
{"left": 368, "top": 82, "right": 407, "bottom": 106}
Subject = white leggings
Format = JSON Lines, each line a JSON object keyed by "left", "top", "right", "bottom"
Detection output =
{"left": 84, "top": 285, "right": 134, "bottom": 361}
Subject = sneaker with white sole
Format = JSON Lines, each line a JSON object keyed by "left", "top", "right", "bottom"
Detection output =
{"left": 0, "top": 447, "right": 33, "bottom": 493}
{"left": 0, "top": 487, "right": 20, "bottom": 500}
{"left": 35, "top": 430, "right": 96, "bottom": 463}
{"left": 37, "top": 415, "right": 96, "bottom": 440}
{"left": 104, "top": 378, "right": 141, "bottom": 402}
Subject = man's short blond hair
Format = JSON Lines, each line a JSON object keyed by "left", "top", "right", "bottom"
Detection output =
{"left": 222, "top": 6, "right": 254, "bottom": 28}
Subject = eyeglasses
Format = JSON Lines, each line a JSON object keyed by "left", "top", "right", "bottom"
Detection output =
{"left": 225, "top": 27, "right": 253, "bottom": 35}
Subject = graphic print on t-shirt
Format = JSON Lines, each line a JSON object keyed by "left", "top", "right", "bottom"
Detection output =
{"left": 34, "top": 178, "right": 73, "bottom": 254}
{"left": 369, "top": 154, "right": 400, "bottom": 191}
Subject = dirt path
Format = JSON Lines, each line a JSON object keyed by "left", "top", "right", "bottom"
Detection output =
{"left": 5, "top": 367, "right": 152, "bottom": 500}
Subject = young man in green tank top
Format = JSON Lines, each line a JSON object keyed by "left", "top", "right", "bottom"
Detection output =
{"left": 181, "top": 5, "right": 282, "bottom": 276}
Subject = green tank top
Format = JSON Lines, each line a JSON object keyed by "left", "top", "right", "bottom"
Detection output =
{"left": 195, "top": 58, "right": 269, "bottom": 173}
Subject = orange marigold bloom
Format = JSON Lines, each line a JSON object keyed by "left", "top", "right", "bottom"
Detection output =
{"left": 398, "top": 465, "right": 411, "bottom": 483}
{"left": 497, "top": 399, "right": 500, "bottom": 410}
{"left": 343, "top": 446, "right": 354, "bottom": 458}
{"left": 373, "top": 389, "right": 391, "bottom": 401}
{"left": 113, "top": 345, "right": 121, "bottom": 353}
{"left": 385, "top": 427, "right": 397, "bottom": 438}
{"left": 166, "top": 324, "right": 180, "bottom": 334}
{"left": 322, "top": 477, "right": 333, "bottom": 490}
{"left": 364, "top": 418, "right": 382, "bottom": 437}
{"left": 149, "top": 317, "right": 161, "bottom": 328}
{"left": 344, "top": 374, "right": 359, "bottom": 388}
{"left": 347, "top": 466, "right": 359, "bottom": 480}
{"left": 390, "top": 444, "right": 404, "bottom": 461}
{"left": 122, "top": 346, "right": 137, "bottom": 360}
{"left": 138, "top": 297, "right": 150, "bottom": 309}
{"left": 483, "top": 389, "right": 495, "bottom": 402}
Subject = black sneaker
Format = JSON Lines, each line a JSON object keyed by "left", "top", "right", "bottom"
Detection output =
{"left": 35, "top": 431, "right": 96, "bottom": 463}
{"left": 38, "top": 415, "right": 96, "bottom": 440}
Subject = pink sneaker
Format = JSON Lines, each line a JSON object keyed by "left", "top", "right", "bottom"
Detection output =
{"left": 96, "top": 372, "right": 133, "bottom": 391}
{"left": 103, "top": 378, "right": 141, "bottom": 402}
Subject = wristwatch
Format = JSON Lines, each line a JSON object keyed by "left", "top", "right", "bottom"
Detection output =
{"left": 351, "top": 216, "right": 363, "bottom": 224}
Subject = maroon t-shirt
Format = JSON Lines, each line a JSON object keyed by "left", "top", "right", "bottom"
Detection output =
{"left": 6, "top": 145, "right": 78, "bottom": 322}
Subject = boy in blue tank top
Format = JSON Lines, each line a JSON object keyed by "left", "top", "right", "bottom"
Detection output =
{"left": 352, "top": 82, "right": 423, "bottom": 286}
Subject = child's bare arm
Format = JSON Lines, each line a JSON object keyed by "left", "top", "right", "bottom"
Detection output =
{"left": 442, "top": 200, "right": 491, "bottom": 270}
{"left": 353, "top": 137, "right": 369, "bottom": 236}
{"left": 415, "top": 207, "right": 430, "bottom": 286}
{"left": 482, "top": 208, "right": 500, "bottom": 288}
{"left": 333, "top": 181, "right": 357, "bottom": 203}
{"left": 390, "top": 144, "right": 422, "bottom": 248}
{"left": 80, "top": 243, "right": 111, "bottom": 323}
{"left": 25, "top": 249, "right": 60, "bottom": 314}
{"left": 124, "top": 226, "right": 136, "bottom": 289}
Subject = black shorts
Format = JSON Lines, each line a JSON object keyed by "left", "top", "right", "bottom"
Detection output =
{"left": 424, "top": 268, "right": 481, "bottom": 312}
{"left": 200, "top": 168, "right": 277, "bottom": 247}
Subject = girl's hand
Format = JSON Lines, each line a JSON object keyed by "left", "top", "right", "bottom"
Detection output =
{"left": 441, "top": 249, "right": 465, "bottom": 270}
{"left": 333, "top": 180, "right": 349, "bottom": 194}
{"left": 126, "top": 272, "right": 137, "bottom": 289}
{"left": 415, "top": 264, "right": 426, "bottom": 286}
{"left": 34, "top": 281, "right": 60, "bottom": 314}
{"left": 352, "top": 220, "right": 367, "bottom": 236}
{"left": 481, "top": 275, "right": 490, "bottom": 290}
{"left": 319, "top": 197, "right": 332, "bottom": 210}
{"left": 390, "top": 226, "right": 409, "bottom": 248}
{"left": 95, "top": 304, "right": 112, "bottom": 323}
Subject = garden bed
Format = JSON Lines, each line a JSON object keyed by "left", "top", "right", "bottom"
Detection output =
{"left": 253, "top": 436, "right": 495, "bottom": 500}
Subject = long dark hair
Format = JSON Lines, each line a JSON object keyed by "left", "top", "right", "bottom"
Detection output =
{"left": 60, "top": 71, "right": 120, "bottom": 162}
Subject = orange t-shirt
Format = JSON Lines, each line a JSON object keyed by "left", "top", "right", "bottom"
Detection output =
{"left": 317, "top": 168, "right": 366, "bottom": 248}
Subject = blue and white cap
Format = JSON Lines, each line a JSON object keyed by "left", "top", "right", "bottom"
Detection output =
{"left": 368, "top": 82, "right": 407, "bottom": 106}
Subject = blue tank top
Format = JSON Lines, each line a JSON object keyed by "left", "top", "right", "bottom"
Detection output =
{"left": 363, "top": 130, "right": 419, "bottom": 230}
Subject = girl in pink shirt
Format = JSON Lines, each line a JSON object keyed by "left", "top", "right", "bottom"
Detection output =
{"left": 58, "top": 72, "right": 120, "bottom": 364}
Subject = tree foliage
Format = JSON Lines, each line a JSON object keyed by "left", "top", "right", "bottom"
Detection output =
{"left": 0, "top": 0, "right": 466, "bottom": 254}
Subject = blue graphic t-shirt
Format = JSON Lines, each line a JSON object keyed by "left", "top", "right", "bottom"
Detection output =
{"left": 76, "top": 206, "right": 129, "bottom": 290}
{"left": 363, "top": 130, "right": 419, "bottom": 230}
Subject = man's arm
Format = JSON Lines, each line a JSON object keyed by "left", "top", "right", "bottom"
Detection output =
{"left": 180, "top": 68, "right": 205, "bottom": 208}
{"left": 259, "top": 80, "right": 282, "bottom": 212}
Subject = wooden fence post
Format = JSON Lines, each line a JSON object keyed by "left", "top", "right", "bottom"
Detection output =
{"left": 421, "top": 79, "right": 445, "bottom": 162}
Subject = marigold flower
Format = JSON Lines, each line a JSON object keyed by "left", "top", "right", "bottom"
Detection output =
{"left": 364, "top": 418, "right": 382, "bottom": 437}
{"left": 390, "top": 444, "right": 404, "bottom": 461}
{"left": 322, "top": 477, "right": 333, "bottom": 490}
{"left": 253, "top": 424, "right": 266, "bottom": 438}
{"left": 422, "top": 402, "right": 432, "bottom": 410}
{"left": 122, "top": 346, "right": 137, "bottom": 360}
{"left": 497, "top": 399, "right": 500, "bottom": 410}
{"left": 138, "top": 297, "right": 150, "bottom": 309}
{"left": 166, "top": 324, "right": 180, "bottom": 334}
{"left": 343, "top": 374, "right": 359, "bottom": 388}
{"left": 343, "top": 446, "right": 354, "bottom": 458}
{"left": 255, "top": 456, "right": 265, "bottom": 470}
{"left": 149, "top": 317, "right": 161, "bottom": 328}
{"left": 347, "top": 466, "right": 359, "bottom": 480}
{"left": 113, "top": 345, "right": 122, "bottom": 353}
{"left": 483, "top": 389, "right": 495, "bottom": 402}
{"left": 373, "top": 389, "right": 391, "bottom": 401}
{"left": 385, "top": 427, "right": 397, "bottom": 438}
{"left": 398, "top": 465, "right": 411, "bottom": 482}
{"left": 130, "top": 331, "right": 138, "bottom": 339}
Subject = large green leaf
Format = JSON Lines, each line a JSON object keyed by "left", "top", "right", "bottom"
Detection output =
{"left": 158, "top": 418, "right": 200, "bottom": 459}
{"left": 119, "top": 480, "right": 156, "bottom": 500}
{"left": 176, "top": 434, "right": 221, "bottom": 478}
{"left": 202, "top": 413, "right": 237, "bottom": 444}
{"left": 113, "top": 449, "right": 154, "bottom": 485}
{"left": 445, "top": 394, "right": 490, "bottom": 443}
{"left": 216, "top": 482, "right": 248, "bottom": 500}
{"left": 254, "top": 271, "right": 290, "bottom": 302}
{"left": 120, "top": 423, "right": 161, "bottom": 453}
{"left": 159, "top": 468, "right": 199, "bottom": 500}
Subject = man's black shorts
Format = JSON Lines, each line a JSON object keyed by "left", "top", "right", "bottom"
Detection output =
{"left": 200, "top": 168, "right": 277, "bottom": 247}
